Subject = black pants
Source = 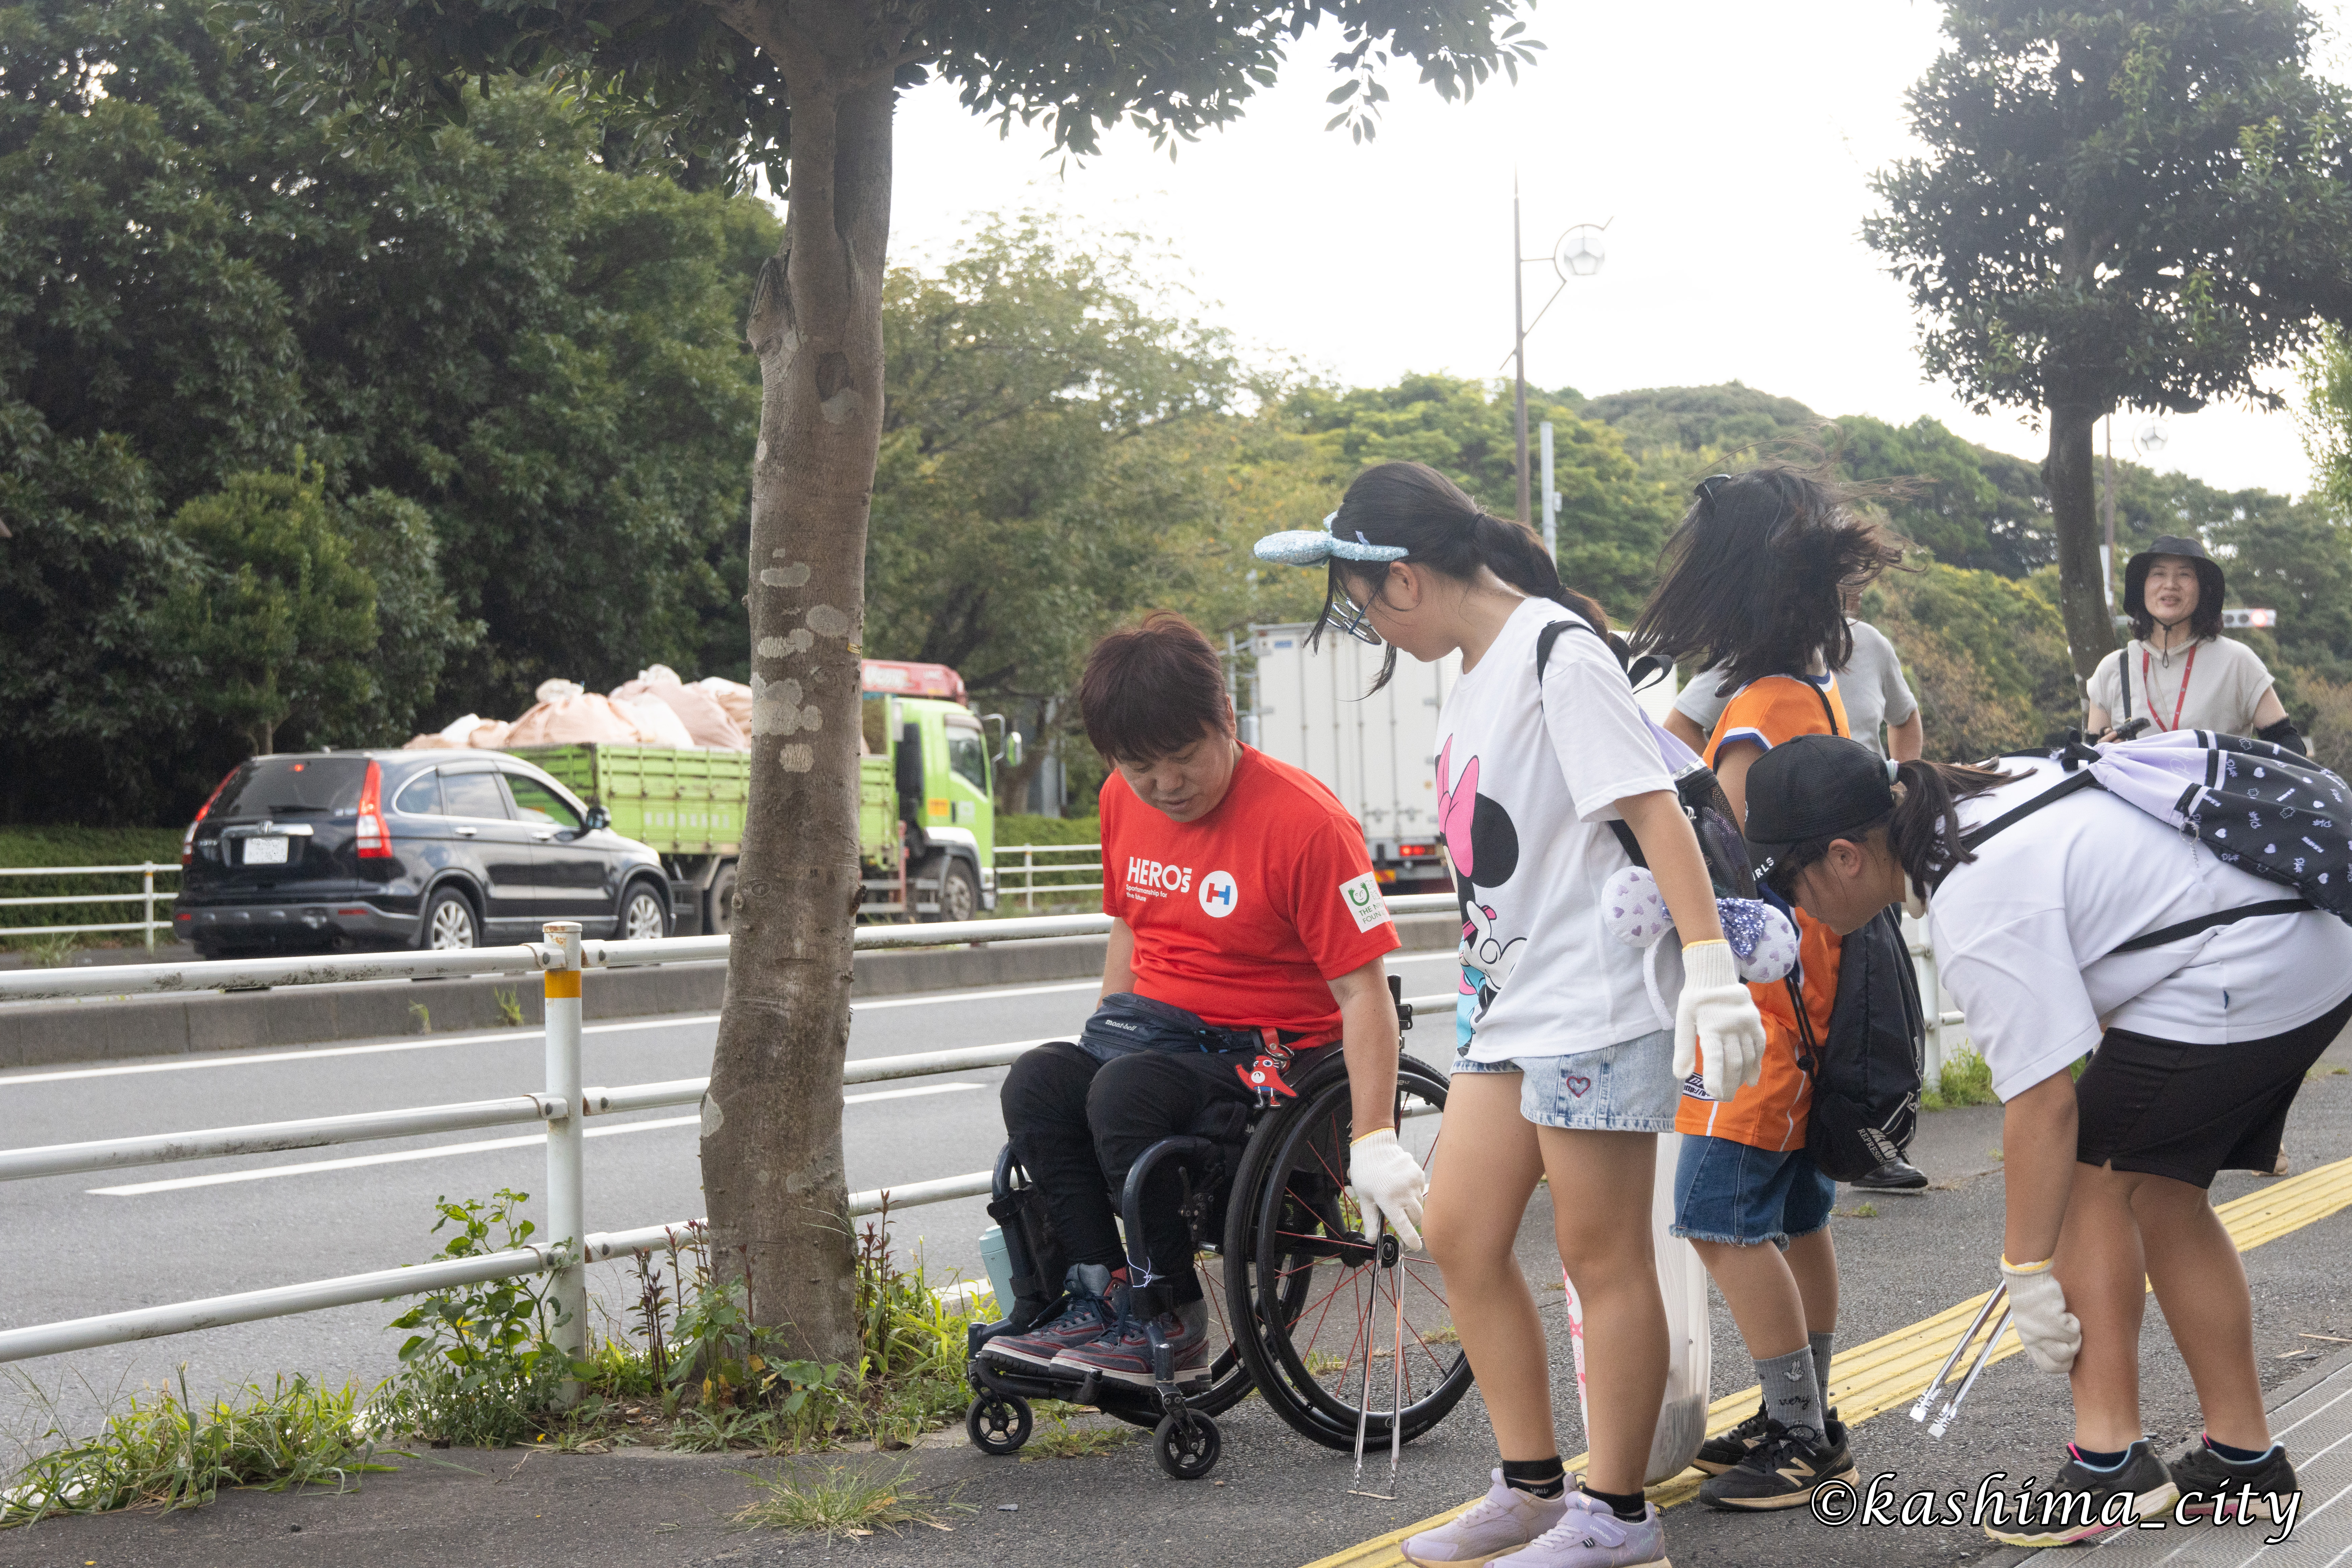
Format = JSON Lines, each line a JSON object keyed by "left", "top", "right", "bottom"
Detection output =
{"left": 1000, "top": 1042, "right": 1271, "bottom": 1307}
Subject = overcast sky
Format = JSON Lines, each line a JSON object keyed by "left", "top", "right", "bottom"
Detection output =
{"left": 885, "top": 0, "right": 2352, "bottom": 503}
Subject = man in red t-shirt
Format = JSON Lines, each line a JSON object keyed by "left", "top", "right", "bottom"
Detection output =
{"left": 982, "top": 613, "right": 1426, "bottom": 1387}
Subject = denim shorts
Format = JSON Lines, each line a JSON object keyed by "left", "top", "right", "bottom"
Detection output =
{"left": 1671, "top": 1132, "right": 1837, "bottom": 1247}
{"left": 1450, "top": 1029, "right": 1678, "bottom": 1133}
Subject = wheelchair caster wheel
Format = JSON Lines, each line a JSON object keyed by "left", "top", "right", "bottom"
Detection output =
{"left": 966, "top": 1392, "right": 1032, "bottom": 1455}
{"left": 1154, "top": 1411, "right": 1221, "bottom": 1479}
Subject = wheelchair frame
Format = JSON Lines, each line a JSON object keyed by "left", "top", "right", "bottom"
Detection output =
{"left": 963, "top": 983, "right": 1473, "bottom": 1479}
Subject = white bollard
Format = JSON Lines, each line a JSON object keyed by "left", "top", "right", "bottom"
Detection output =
{"left": 541, "top": 921, "right": 587, "bottom": 1404}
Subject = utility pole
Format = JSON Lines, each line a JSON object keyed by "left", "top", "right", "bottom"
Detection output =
{"left": 1513, "top": 175, "right": 1531, "bottom": 526}
{"left": 1504, "top": 199, "right": 1608, "bottom": 537}
{"left": 2101, "top": 416, "right": 2116, "bottom": 614}
{"left": 1540, "top": 421, "right": 1558, "bottom": 559}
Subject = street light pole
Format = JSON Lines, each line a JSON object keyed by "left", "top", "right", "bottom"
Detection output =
{"left": 1514, "top": 176, "right": 1531, "bottom": 526}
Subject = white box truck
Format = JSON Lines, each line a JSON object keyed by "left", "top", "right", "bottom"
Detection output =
{"left": 1241, "top": 620, "right": 1679, "bottom": 896}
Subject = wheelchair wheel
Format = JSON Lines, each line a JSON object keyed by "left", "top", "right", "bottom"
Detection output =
{"left": 1224, "top": 1055, "right": 1472, "bottom": 1451}
{"left": 1154, "top": 1411, "right": 1222, "bottom": 1479}
{"left": 966, "top": 1391, "right": 1032, "bottom": 1454}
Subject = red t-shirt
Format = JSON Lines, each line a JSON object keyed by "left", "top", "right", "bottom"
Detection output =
{"left": 1100, "top": 746, "right": 1399, "bottom": 1038}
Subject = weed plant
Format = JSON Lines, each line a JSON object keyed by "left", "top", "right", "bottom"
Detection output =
{"left": 379, "top": 1190, "right": 569, "bottom": 1447}
{"left": 0, "top": 1372, "right": 390, "bottom": 1528}
{"left": 1919, "top": 1048, "right": 1996, "bottom": 1112}
{"left": 730, "top": 1460, "right": 969, "bottom": 1537}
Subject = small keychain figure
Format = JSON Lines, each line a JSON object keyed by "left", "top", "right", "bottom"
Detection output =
{"left": 1235, "top": 1028, "right": 1299, "bottom": 1105}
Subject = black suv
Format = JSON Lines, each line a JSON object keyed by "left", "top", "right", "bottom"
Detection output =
{"left": 173, "top": 751, "right": 671, "bottom": 957}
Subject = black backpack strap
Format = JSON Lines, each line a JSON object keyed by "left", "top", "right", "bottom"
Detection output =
{"left": 2119, "top": 647, "right": 2133, "bottom": 720}
{"left": 1535, "top": 615, "right": 1604, "bottom": 679}
{"left": 2112, "top": 898, "right": 2315, "bottom": 954}
{"left": 1953, "top": 770, "right": 2100, "bottom": 856}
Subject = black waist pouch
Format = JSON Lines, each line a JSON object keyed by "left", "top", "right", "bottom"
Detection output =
{"left": 1077, "top": 992, "right": 1269, "bottom": 1064}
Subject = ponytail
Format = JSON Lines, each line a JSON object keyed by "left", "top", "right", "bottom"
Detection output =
{"left": 1315, "top": 461, "right": 1614, "bottom": 691}
{"left": 1886, "top": 759, "right": 2017, "bottom": 890}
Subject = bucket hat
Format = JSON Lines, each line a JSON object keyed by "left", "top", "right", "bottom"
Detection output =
{"left": 2123, "top": 534, "right": 2224, "bottom": 625}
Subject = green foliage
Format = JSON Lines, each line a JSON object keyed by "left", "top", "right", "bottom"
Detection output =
{"left": 729, "top": 1459, "right": 970, "bottom": 1538}
{"left": 1866, "top": 0, "right": 2352, "bottom": 421}
{"left": 864, "top": 217, "right": 1238, "bottom": 722}
{"left": 0, "top": 1371, "right": 391, "bottom": 1528}
{"left": 272, "top": 0, "right": 1542, "bottom": 186}
{"left": 1282, "top": 373, "right": 1681, "bottom": 623}
{"left": 1860, "top": 563, "right": 2077, "bottom": 760}
{"left": 0, "top": 2, "right": 775, "bottom": 819}
{"left": 382, "top": 1190, "right": 569, "bottom": 1447}
{"left": 1920, "top": 1048, "right": 1997, "bottom": 1112}
{"left": 0, "top": 827, "right": 182, "bottom": 933}
{"left": 158, "top": 466, "right": 381, "bottom": 757}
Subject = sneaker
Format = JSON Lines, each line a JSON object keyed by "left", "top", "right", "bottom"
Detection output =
{"left": 1401, "top": 1471, "right": 1569, "bottom": 1567}
{"left": 1698, "top": 1422, "right": 1855, "bottom": 1511}
{"left": 1051, "top": 1298, "right": 1209, "bottom": 1386}
{"left": 1983, "top": 1440, "right": 2179, "bottom": 1547}
{"left": 1847, "top": 1158, "right": 1929, "bottom": 1191}
{"left": 1490, "top": 1490, "right": 1667, "bottom": 1568}
{"left": 2169, "top": 1438, "right": 2298, "bottom": 1520}
{"left": 977, "top": 1265, "right": 1117, "bottom": 1373}
{"left": 1692, "top": 1398, "right": 1771, "bottom": 1476}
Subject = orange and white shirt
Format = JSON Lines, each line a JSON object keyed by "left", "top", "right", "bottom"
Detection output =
{"left": 1675, "top": 674, "right": 1849, "bottom": 1151}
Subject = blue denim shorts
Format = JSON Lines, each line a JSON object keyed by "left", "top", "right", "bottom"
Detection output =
{"left": 1671, "top": 1132, "right": 1837, "bottom": 1248}
{"left": 1450, "top": 1029, "right": 1677, "bottom": 1133}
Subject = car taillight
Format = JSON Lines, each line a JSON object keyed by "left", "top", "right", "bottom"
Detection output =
{"left": 357, "top": 760, "right": 391, "bottom": 859}
{"left": 182, "top": 769, "right": 236, "bottom": 865}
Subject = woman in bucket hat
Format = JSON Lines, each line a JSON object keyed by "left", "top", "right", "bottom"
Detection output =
{"left": 2083, "top": 535, "right": 2301, "bottom": 751}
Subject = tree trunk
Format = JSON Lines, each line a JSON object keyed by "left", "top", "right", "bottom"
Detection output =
{"left": 2042, "top": 401, "right": 2115, "bottom": 686}
{"left": 698, "top": 2, "right": 896, "bottom": 1367}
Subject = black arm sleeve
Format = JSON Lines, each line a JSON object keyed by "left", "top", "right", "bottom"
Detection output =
{"left": 2256, "top": 717, "right": 2308, "bottom": 756}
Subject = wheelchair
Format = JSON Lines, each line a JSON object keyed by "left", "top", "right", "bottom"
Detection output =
{"left": 963, "top": 981, "right": 1474, "bottom": 1479}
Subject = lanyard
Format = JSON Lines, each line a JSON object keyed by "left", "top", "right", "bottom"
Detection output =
{"left": 2141, "top": 641, "right": 2198, "bottom": 732}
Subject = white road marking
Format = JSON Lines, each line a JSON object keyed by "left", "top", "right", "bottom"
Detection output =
{"left": 6, "top": 947, "right": 1457, "bottom": 1088}
{"left": 85, "top": 1083, "right": 989, "bottom": 1195}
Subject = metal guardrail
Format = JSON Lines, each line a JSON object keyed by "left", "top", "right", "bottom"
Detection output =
{"left": 0, "top": 895, "right": 1457, "bottom": 1371}
{"left": 993, "top": 843, "right": 1104, "bottom": 911}
{"left": 0, "top": 862, "right": 178, "bottom": 950}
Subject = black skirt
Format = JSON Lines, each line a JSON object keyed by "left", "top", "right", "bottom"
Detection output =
{"left": 2076, "top": 990, "right": 2352, "bottom": 1187}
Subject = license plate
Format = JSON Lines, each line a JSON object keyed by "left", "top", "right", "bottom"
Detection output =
{"left": 243, "top": 837, "right": 289, "bottom": 866}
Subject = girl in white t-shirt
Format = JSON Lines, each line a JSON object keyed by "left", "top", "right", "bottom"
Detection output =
{"left": 1254, "top": 461, "right": 1766, "bottom": 1568}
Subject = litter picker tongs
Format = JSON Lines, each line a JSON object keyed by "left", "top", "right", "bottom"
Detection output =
{"left": 1910, "top": 1283, "right": 2015, "bottom": 1438}
{"left": 1348, "top": 1222, "right": 1406, "bottom": 1500}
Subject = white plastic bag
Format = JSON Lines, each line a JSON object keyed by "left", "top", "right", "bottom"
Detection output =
{"left": 613, "top": 666, "right": 749, "bottom": 749}
{"left": 1564, "top": 1132, "right": 1713, "bottom": 1483}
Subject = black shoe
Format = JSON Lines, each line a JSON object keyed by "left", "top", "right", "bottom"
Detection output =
{"left": 1983, "top": 1441, "right": 2179, "bottom": 1547}
{"left": 1698, "top": 1423, "right": 1856, "bottom": 1511}
{"left": 1847, "top": 1159, "right": 1929, "bottom": 1191}
{"left": 1692, "top": 1397, "right": 1771, "bottom": 1476}
{"left": 2170, "top": 1440, "right": 2298, "bottom": 1520}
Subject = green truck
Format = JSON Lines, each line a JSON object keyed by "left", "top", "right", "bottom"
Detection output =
{"left": 512, "top": 660, "right": 1020, "bottom": 932}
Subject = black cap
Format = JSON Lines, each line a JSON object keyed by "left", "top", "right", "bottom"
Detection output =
{"left": 1742, "top": 734, "right": 1896, "bottom": 888}
{"left": 2124, "top": 534, "right": 2224, "bottom": 622}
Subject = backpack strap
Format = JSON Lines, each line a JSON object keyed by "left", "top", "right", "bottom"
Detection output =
{"left": 1535, "top": 615, "right": 1656, "bottom": 868}
{"left": 2118, "top": 648, "right": 2133, "bottom": 721}
{"left": 2111, "top": 898, "right": 2315, "bottom": 954}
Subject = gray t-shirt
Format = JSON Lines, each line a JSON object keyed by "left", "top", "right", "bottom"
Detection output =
{"left": 1674, "top": 619, "right": 1918, "bottom": 759}
{"left": 2084, "top": 635, "right": 2275, "bottom": 737}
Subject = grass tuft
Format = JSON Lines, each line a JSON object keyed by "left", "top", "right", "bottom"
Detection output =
{"left": 730, "top": 1461, "right": 969, "bottom": 1537}
{"left": 1919, "top": 1048, "right": 1996, "bottom": 1112}
{"left": 493, "top": 988, "right": 524, "bottom": 1028}
{"left": 1019, "top": 1418, "right": 1130, "bottom": 1461}
{"left": 0, "top": 1372, "right": 391, "bottom": 1528}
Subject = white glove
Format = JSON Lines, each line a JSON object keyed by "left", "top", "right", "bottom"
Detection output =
{"left": 1673, "top": 939, "right": 1766, "bottom": 1101}
{"left": 1348, "top": 1128, "right": 1427, "bottom": 1253}
{"left": 2001, "top": 1257, "right": 2081, "bottom": 1374}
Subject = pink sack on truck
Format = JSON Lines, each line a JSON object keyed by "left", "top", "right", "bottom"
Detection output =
{"left": 613, "top": 665, "right": 749, "bottom": 750}
{"left": 505, "top": 679, "right": 652, "bottom": 747}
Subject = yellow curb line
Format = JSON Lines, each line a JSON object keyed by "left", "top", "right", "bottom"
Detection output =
{"left": 1300, "top": 1154, "right": 2352, "bottom": 1568}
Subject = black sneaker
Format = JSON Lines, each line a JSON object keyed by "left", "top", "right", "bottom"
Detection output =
{"left": 1698, "top": 1423, "right": 1856, "bottom": 1511}
{"left": 1983, "top": 1440, "right": 2180, "bottom": 1547}
{"left": 978, "top": 1266, "right": 1118, "bottom": 1373}
{"left": 1848, "top": 1158, "right": 1929, "bottom": 1191}
{"left": 1052, "top": 1300, "right": 1210, "bottom": 1387}
{"left": 1693, "top": 1397, "right": 1772, "bottom": 1476}
{"left": 2170, "top": 1439, "right": 2298, "bottom": 1521}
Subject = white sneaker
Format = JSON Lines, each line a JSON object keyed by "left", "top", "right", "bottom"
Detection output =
{"left": 1401, "top": 1471, "right": 1570, "bottom": 1566}
{"left": 1491, "top": 1490, "right": 1669, "bottom": 1568}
